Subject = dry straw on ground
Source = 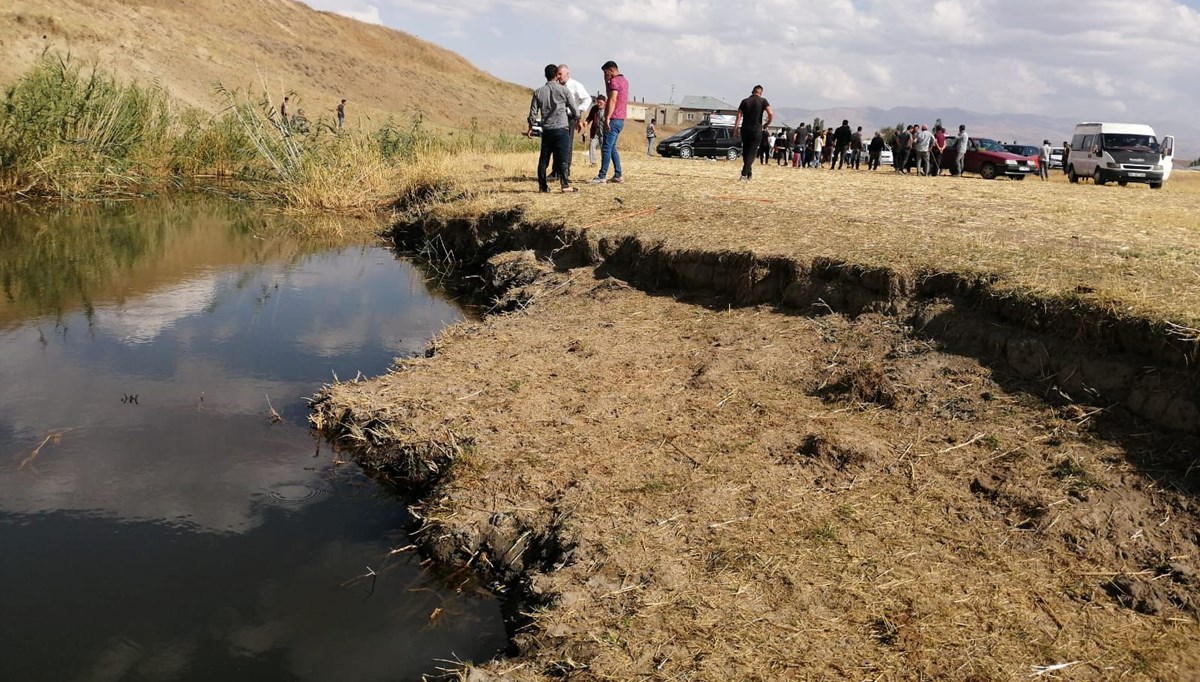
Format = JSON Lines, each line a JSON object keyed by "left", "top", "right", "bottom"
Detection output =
{"left": 323, "top": 271, "right": 1200, "bottom": 681}
{"left": 316, "top": 154, "right": 1200, "bottom": 680}
{"left": 443, "top": 154, "right": 1200, "bottom": 328}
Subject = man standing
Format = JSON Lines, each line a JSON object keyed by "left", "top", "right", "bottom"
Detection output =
{"left": 894, "top": 125, "right": 913, "bottom": 173}
{"left": 831, "top": 119, "right": 853, "bottom": 169}
{"left": 930, "top": 125, "right": 946, "bottom": 176}
{"left": 850, "top": 126, "right": 864, "bottom": 169}
{"left": 914, "top": 124, "right": 934, "bottom": 176}
{"left": 1039, "top": 139, "right": 1052, "bottom": 180}
{"left": 646, "top": 119, "right": 656, "bottom": 155}
{"left": 556, "top": 65, "right": 591, "bottom": 182}
{"left": 336, "top": 99, "right": 346, "bottom": 129}
{"left": 954, "top": 124, "right": 969, "bottom": 177}
{"left": 590, "top": 60, "right": 628, "bottom": 184}
{"left": 867, "top": 131, "right": 884, "bottom": 170}
{"left": 528, "top": 64, "right": 577, "bottom": 193}
{"left": 793, "top": 123, "right": 807, "bottom": 167}
{"left": 586, "top": 95, "right": 606, "bottom": 165}
{"left": 279, "top": 96, "right": 290, "bottom": 127}
{"left": 732, "top": 85, "right": 773, "bottom": 181}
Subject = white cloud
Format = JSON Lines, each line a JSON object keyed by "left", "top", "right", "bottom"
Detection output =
{"left": 298, "top": 0, "right": 1200, "bottom": 122}
{"left": 338, "top": 5, "right": 383, "bottom": 25}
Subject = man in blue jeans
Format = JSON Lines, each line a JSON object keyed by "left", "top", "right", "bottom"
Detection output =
{"left": 590, "top": 60, "right": 628, "bottom": 184}
{"left": 527, "top": 64, "right": 577, "bottom": 192}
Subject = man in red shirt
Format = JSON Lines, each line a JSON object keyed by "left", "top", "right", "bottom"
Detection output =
{"left": 589, "top": 61, "right": 628, "bottom": 184}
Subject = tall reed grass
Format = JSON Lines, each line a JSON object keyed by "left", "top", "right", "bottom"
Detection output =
{"left": 0, "top": 52, "right": 537, "bottom": 209}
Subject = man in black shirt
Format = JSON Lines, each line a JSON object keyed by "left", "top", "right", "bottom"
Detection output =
{"left": 832, "top": 119, "right": 853, "bottom": 169}
{"left": 732, "top": 85, "right": 773, "bottom": 181}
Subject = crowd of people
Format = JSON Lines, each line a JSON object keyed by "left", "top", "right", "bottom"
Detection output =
{"left": 527, "top": 61, "right": 629, "bottom": 193}
{"left": 527, "top": 74, "right": 1069, "bottom": 191}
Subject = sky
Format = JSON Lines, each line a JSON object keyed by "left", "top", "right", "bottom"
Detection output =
{"left": 300, "top": 0, "right": 1200, "bottom": 122}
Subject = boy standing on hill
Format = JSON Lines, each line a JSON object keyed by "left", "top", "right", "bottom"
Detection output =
{"left": 732, "top": 85, "right": 773, "bottom": 181}
{"left": 528, "top": 64, "right": 577, "bottom": 193}
{"left": 336, "top": 99, "right": 345, "bottom": 128}
{"left": 591, "top": 61, "right": 628, "bottom": 184}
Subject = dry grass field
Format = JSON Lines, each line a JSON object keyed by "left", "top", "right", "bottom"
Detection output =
{"left": 441, "top": 154, "right": 1200, "bottom": 329}
{"left": 0, "top": 0, "right": 530, "bottom": 130}
{"left": 314, "top": 156, "right": 1200, "bottom": 680}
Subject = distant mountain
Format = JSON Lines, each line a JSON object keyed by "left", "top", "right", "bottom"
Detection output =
{"left": 774, "top": 106, "right": 1198, "bottom": 158}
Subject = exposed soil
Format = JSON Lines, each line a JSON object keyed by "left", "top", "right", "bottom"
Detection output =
{"left": 313, "top": 241, "right": 1200, "bottom": 680}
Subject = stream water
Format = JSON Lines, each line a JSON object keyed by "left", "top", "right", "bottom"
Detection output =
{"left": 0, "top": 198, "right": 507, "bottom": 681}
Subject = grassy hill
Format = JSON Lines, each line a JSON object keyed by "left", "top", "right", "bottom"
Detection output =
{"left": 0, "top": 0, "right": 530, "bottom": 131}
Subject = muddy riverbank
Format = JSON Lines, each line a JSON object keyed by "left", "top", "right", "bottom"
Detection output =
{"left": 313, "top": 189, "right": 1200, "bottom": 679}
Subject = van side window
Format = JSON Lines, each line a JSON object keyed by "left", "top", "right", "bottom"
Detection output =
{"left": 1080, "top": 135, "right": 1094, "bottom": 151}
{"left": 1071, "top": 134, "right": 1086, "bottom": 149}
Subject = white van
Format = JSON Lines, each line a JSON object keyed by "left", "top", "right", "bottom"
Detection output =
{"left": 1067, "top": 122, "right": 1174, "bottom": 189}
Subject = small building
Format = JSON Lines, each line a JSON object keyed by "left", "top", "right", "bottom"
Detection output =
{"left": 650, "top": 95, "right": 738, "bottom": 127}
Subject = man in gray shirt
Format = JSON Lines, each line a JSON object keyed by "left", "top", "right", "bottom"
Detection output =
{"left": 953, "top": 124, "right": 969, "bottom": 177}
{"left": 914, "top": 124, "right": 934, "bottom": 176}
{"left": 528, "top": 64, "right": 577, "bottom": 192}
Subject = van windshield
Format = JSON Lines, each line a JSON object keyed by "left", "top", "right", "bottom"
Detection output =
{"left": 1101, "top": 134, "right": 1158, "bottom": 152}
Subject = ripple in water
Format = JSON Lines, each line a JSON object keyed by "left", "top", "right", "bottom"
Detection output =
{"left": 262, "top": 481, "right": 329, "bottom": 506}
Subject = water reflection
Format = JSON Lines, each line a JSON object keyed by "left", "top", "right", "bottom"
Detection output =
{"left": 0, "top": 198, "right": 505, "bottom": 681}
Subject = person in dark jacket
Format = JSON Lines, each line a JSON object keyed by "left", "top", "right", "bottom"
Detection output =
{"left": 831, "top": 120, "right": 853, "bottom": 169}
{"left": 867, "top": 131, "right": 884, "bottom": 171}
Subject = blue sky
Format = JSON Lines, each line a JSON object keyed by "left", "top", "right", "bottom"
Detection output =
{"left": 301, "top": 0, "right": 1200, "bottom": 121}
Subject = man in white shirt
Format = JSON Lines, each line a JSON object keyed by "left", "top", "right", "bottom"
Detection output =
{"left": 553, "top": 65, "right": 591, "bottom": 181}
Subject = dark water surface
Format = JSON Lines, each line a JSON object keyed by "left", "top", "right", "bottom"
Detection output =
{"left": 0, "top": 199, "right": 507, "bottom": 681}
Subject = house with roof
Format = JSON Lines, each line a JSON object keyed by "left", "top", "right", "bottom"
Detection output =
{"left": 650, "top": 95, "right": 738, "bottom": 127}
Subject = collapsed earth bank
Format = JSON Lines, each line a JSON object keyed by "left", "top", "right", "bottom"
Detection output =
{"left": 311, "top": 208, "right": 1200, "bottom": 680}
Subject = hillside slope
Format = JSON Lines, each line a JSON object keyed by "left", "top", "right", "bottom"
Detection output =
{"left": 0, "top": 0, "right": 530, "bottom": 130}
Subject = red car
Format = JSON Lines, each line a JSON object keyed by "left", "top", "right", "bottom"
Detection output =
{"left": 942, "top": 136, "right": 1037, "bottom": 179}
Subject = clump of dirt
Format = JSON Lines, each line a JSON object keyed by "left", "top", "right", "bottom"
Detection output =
{"left": 315, "top": 264, "right": 1200, "bottom": 681}
{"left": 817, "top": 360, "right": 900, "bottom": 407}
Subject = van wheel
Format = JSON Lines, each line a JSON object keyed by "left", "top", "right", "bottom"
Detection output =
{"left": 1093, "top": 168, "right": 1106, "bottom": 186}
{"left": 679, "top": 146, "right": 693, "bottom": 159}
{"left": 1068, "top": 166, "right": 1079, "bottom": 183}
{"left": 1150, "top": 182, "right": 1162, "bottom": 190}
{"left": 980, "top": 163, "right": 998, "bottom": 180}
{"left": 726, "top": 148, "right": 739, "bottom": 161}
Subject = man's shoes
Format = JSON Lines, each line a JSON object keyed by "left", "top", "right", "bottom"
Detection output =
{"left": 588, "top": 177, "right": 607, "bottom": 184}
{"left": 608, "top": 176, "right": 624, "bottom": 184}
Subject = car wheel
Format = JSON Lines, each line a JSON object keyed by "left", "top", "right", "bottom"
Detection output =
{"left": 1093, "top": 168, "right": 1106, "bottom": 186}
{"left": 679, "top": 146, "right": 693, "bottom": 159}
{"left": 1118, "top": 181, "right": 1128, "bottom": 187}
{"left": 1150, "top": 182, "right": 1163, "bottom": 190}
{"left": 1068, "top": 166, "right": 1079, "bottom": 183}
{"left": 725, "top": 148, "right": 739, "bottom": 161}
{"left": 980, "top": 163, "right": 998, "bottom": 180}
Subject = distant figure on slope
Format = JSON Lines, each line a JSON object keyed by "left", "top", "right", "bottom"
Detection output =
{"left": 527, "top": 63, "right": 576, "bottom": 193}
{"left": 337, "top": 99, "right": 346, "bottom": 128}
{"left": 646, "top": 119, "right": 656, "bottom": 156}
{"left": 590, "top": 60, "right": 628, "bottom": 184}
{"left": 586, "top": 95, "right": 607, "bottom": 165}
{"left": 279, "top": 96, "right": 290, "bottom": 126}
{"left": 732, "top": 84, "right": 773, "bottom": 181}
